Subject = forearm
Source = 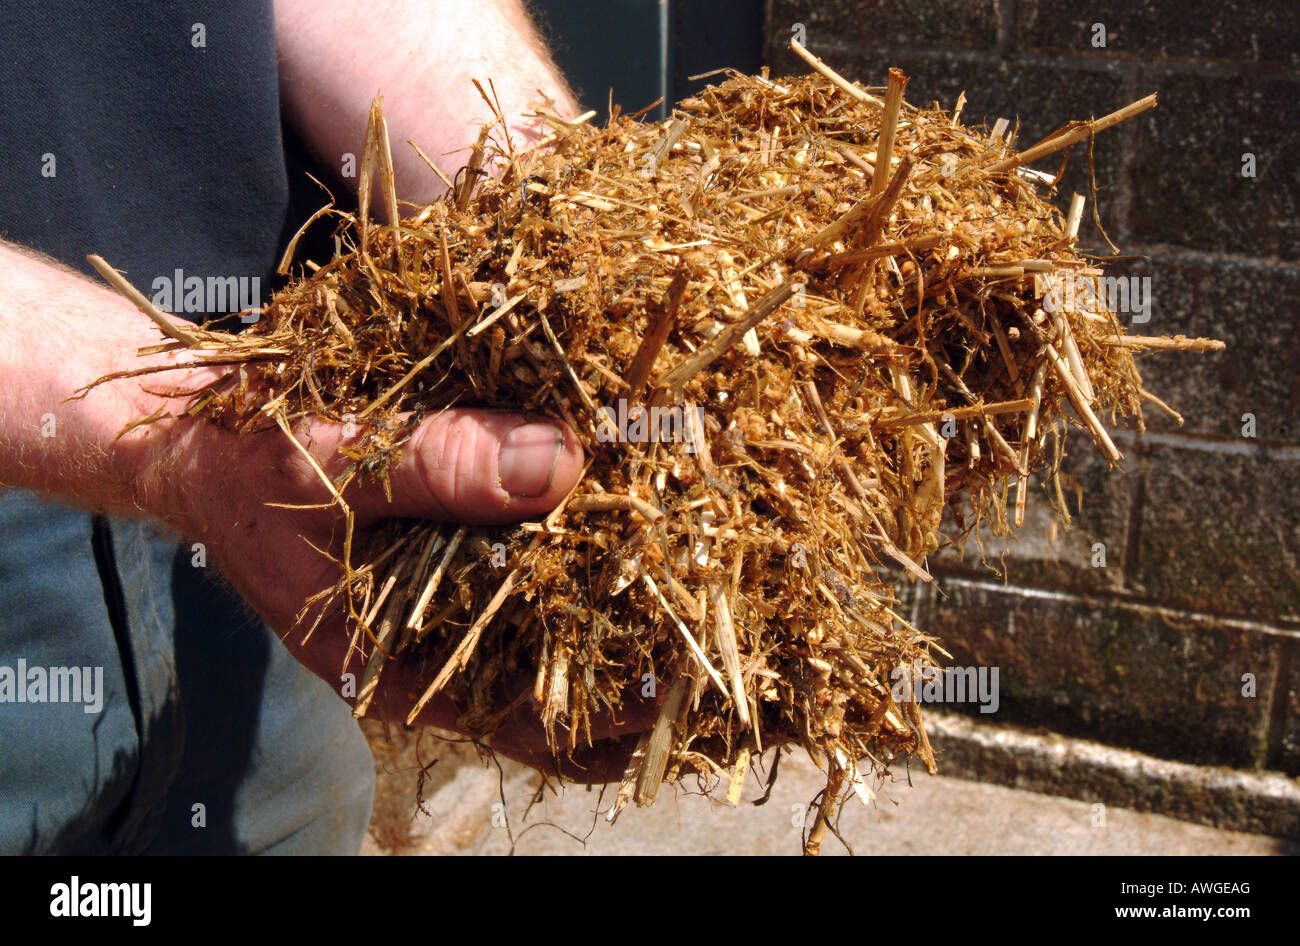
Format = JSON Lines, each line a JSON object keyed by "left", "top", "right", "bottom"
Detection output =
{"left": 0, "top": 242, "right": 199, "bottom": 517}
{"left": 274, "top": 0, "right": 580, "bottom": 203}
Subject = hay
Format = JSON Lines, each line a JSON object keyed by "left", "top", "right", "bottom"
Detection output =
{"left": 90, "top": 46, "right": 1222, "bottom": 853}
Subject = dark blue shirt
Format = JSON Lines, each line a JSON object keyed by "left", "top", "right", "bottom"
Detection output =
{"left": 0, "top": 1, "right": 373, "bottom": 854}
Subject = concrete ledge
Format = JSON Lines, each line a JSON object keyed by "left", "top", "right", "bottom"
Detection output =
{"left": 364, "top": 733, "right": 1291, "bottom": 854}
{"left": 928, "top": 711, "right": 1300, "bottom": 841}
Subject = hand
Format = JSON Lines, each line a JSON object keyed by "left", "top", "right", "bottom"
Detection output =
{"left": 138, "top": 376, "right": 657, "bottom": 781}
{"left": 0, "top": 244, "right": 657, "bottom": 784}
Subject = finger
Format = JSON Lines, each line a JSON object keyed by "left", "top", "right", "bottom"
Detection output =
{"left": 409, "top": 685, "right": 651, "bottom": 785}
{"left": 361, "top": 648, "right": 661, "bottom": 784}
{"left": 492, "top": 730, "right": 643, "bottom": 785}
{"left": 336, "top": 408, "right": 584, "bottom": 524}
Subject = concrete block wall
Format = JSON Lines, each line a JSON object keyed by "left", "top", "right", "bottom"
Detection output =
{"left": 764, "top": 0, "right": 1300, "bottom": 795}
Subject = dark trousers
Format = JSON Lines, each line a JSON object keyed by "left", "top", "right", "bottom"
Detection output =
{"left": 0, "top": 492, "right": 374, "bottom": 854}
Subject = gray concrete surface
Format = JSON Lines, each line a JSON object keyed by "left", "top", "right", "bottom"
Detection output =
{"left": 363, "top": 748, "right": 1289, "bottom": 856}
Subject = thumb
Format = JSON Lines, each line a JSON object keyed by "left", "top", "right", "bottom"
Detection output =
{"left": 344, "top": 408, "right": 584, "bottom": 524}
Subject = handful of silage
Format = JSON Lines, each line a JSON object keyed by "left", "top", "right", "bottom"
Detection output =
{"left": 91, "top": 49, "right": 1222, "bottom": 852}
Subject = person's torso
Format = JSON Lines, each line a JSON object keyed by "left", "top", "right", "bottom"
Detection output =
{"left": 0, "top": 0, "right": 289, "bottom": 309}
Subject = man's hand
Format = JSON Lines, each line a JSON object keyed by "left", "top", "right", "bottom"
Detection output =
{"left": 0, "top": 242, "right": 654, "bottom": 780}
{"left": 156, "top": 388, "right": 663, "bottom": 780}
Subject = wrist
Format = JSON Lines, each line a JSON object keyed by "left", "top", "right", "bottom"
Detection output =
{"left": 112, "top": 351, "right": 231, "bottom": 534}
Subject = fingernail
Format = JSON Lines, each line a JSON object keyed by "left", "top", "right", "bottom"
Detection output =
{"left": 498, "top": 421, "right": 565, "bottom": 498}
